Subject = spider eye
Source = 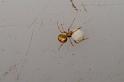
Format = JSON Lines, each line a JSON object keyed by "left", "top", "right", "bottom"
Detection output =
{"left": 58, "top": 34, "right": 67, "bottom": 43}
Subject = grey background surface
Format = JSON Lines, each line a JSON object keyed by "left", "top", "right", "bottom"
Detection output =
{"left": 0, "top": 0, "right": 124, "bottom": 82}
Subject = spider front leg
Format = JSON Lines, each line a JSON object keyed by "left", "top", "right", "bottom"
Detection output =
{"left": 57, "top": 21, "right": 66, "bottom": 33}
{"left": 57, "top": 21, "right": 63, "bottom": 33}
{"left": 60, "top": 23, "right": 66, "bottom": 33}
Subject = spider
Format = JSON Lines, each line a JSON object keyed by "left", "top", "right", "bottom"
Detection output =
{"left": 57, "top": 17, "right": 88, "bottom": 49}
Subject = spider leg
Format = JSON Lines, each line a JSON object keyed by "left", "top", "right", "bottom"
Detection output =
{"left": 68, "top": 13, "right": 78, "bottom": 32}
{"left": 60, "top": 23, "right": 66, "bottom": 33}
{"left": 72, "top": 39, "right": 78, "bottom": 44}
{"left": 57, "top": 21, "right": 63, "bottom": 33}
{"left": 70, "top": 0, "right": 78, "bottom": 11}
{"left": 83, "top": 37, "right": 88, "bottom": 40}
{"left": 57, "top": 21, "right": 66, "bottom": 33}
{"left": 68, "top": 17, "right": 76, "bottom": 32}
{"left": 69, "top": 37, "right": 74, "bottom": 47}
{"left": 58, "top": 43, "right": 64, "bottom": 50}
{"left": 73, "top": 26, "right": 82, "bottom": 32}
{"left": 81, "top": 0, "right": 87, "bottom": 13}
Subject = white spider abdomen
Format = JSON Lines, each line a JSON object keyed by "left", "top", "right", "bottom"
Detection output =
{"left": 71, "top": 28, "right": 84, "bottom": 43}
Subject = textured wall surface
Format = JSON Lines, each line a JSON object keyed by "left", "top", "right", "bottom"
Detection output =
{"left": 0, "top": 0, "right": 124, "bottom": 82}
